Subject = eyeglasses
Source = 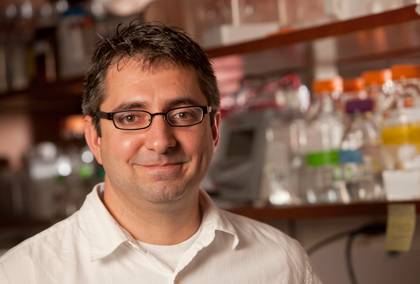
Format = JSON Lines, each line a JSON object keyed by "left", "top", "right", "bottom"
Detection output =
{"left": 96, "top": 105, "right": 213, "bottom": 130}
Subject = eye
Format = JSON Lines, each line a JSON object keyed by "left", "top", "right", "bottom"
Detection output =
{"left": 120, "top": 113, "right": 139, "bottom": 123}
{"left": 168, "top": 107, "right": 202, "bottom": 126}
{"left": 171, "top": 109, "right": 199, "bottom": 122}
{"left": 115, "top": 111, "right": 149, "bottom": 126}
{"left": 173, "top": 111, "right": 194, "bottom": 120}
{"left": 122, "top": 114, "right": 136, "bottom": 122}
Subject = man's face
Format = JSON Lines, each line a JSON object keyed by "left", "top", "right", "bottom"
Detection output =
{"left": 86, "top": 59, "right": 220, "bottom": 204}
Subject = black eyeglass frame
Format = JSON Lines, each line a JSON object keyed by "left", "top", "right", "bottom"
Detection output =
{"left": 95, "top": 105, "right": 213, "bottom": 130}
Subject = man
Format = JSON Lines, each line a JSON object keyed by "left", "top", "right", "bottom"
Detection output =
{"left": 0, "top": 22, "right": 321, "bottom": 283}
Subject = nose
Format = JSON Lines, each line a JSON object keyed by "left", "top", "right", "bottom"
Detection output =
{"left": 144, "top": 114, "right": 177, "bottom": 154}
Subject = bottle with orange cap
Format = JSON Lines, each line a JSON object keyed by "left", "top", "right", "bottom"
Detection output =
{"left": 342, "top": 77, "right": 366, "bottom": 104}
{"left": 391, "top": 64, "right": 420, "bottom": 108}
{"left": 300, "top": 77, "right": 345, "bottom": 204}
{"left": 306, "top": 76, "right": 343, "bottom": 121}
{"left": 379, "top": 64, "right": 420, "bottom": 200}
{"left": 361, "top": 68, "right": 394, "bottom": 127}
{"left": 381, "top": 64, "right": 420, "bottom": 172}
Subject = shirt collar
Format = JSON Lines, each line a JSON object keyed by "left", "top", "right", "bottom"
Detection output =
{"left": 78, "top": 183, "right": 129, "bottom": 261}
{"left": 78, "top": 183, "right": 240, "bottom": 261}
{"left": 197, "top": 190, "right": 239, "bottom": 250}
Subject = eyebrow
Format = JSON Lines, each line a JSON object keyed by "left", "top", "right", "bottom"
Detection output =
{"left": 111, "top": 97, "right": 204, "bottom": 112}
{"left": 111, "top": 102, "right": 147, "bottom": 112}
{"left": 166, "top": 98, "right": 204, "bottom": 109}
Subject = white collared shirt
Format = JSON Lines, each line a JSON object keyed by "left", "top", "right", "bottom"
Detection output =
{"left": 0, "top": 183, "right": 321, "bottom": 284}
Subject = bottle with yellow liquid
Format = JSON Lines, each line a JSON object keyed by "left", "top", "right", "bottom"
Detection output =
{"left": 381, "top": 108, "right": 420, "bottom": 170}
{"left": 381, "top": 65, "right": 420, "bottom": 201}
{"left": 382, "top": 65, "right": 420, "bottom": 171}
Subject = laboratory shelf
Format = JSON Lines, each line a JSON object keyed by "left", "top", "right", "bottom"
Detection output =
{"left": 1, "top": 200, "right": 420, "bottom": 231}
{"left": 228, "top": 199, "right": 420, "bottom": 221}
{"left": 0, "top": 76, "right": 83, "bottom": 108}
{"left": 206, "top": 5, "right": 420, "bottom": 58}
{"left": 1, "top": 5, "right": 419, "bottom": 107}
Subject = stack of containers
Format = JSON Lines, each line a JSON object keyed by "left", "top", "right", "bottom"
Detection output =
{"left": 300, "top": 77, "right": 345, "bottom": 204}
{"left": 381, "top": 64, "right": 420, "bottom": 200}
{"left": 339, "top": 78, "right": 384, "bottom": 202}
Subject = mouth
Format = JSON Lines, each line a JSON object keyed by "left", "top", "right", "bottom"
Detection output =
{"left": 129, "top": 154, "right": 189, "bottom": 177}
{"left": 134, "top": 162, "right": 186, "bottom": 180}
{"left": 141, "top": 162, "right": 185, "bottom": 168}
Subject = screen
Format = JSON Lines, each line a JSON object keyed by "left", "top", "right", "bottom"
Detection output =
{"left": 226, "top": 129, "right": 255, "bottom": 159}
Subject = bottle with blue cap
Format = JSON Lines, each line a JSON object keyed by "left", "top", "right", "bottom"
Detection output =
{"left": 340, "top": 96, "right": 385, "bottom": 202}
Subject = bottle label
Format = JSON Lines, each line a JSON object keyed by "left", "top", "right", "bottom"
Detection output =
{"left": 339, "top": 150, "right": 363, "bottom": 164}
{"left": 382, "top": 123, "right": 420, "bottom": 145}
{"left": 305, "top": 150, "right": 339, "bottom": 167}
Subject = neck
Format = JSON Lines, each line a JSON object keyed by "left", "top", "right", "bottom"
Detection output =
{"left": 102, "top": 183, "right": 202, "bottom": 245}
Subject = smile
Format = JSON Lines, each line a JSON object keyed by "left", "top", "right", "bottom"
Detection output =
{"left": 142, "top": 162, "right": 184, "bottom": 168}
{"left": 135, "top": 163, "right": 185, "bottom": 181}
{"left": 134, "top": 162, "right": 185, "bottom": 175}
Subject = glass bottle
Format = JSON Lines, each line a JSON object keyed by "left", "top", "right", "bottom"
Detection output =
{"left": 340, "top": 98, "right": 384, "bottom": 201}
{"left": 381, "top": 108, "right": 420, "bottom": 171}
{"left": 381, "top": 65, "right": 420, "bottom": 199}
{"left": 264, "top": 74, "right": 310, "bottom": 205}
{"left": 301, "top": 77, "right": 345, "bottom": 204}
{"left": 381, "top": 65, "right": 420, "bottom": 171}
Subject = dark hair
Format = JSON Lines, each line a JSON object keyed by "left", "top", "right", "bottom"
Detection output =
{"left": 82, "top": 22, "right": 220, "bottom": 133}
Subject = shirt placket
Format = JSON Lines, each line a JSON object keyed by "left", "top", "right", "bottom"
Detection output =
{"left": 127, "top": 240, "right": 176, "bottom": 279}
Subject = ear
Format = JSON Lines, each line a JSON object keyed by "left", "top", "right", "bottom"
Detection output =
{"left": 84, "top": 116, "right": 103, "bottom": 165}
{"left": 211, "top": 111, "right": 221, "bottom": 147}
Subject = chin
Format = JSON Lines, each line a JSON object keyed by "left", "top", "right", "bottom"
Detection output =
{"left": 138, "top": 182, "right": 189, "bottom": 203}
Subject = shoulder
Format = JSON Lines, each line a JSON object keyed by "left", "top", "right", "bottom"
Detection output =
{"left": 218, "top": 209, "right": 309, "bottom": 263}
{"left": 220, "top": 208, "right": 297, "bottom": 245}
{"left": 218, "top": 210, "right": 321, "bottom": 283}
{"left": 0, "top": 212, "right": 83, "bottom": 281}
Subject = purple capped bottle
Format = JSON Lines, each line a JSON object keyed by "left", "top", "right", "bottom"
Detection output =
{"left": 340, "top": 98, "right": 385, "bottom": 201}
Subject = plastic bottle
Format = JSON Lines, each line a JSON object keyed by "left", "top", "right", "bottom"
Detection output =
{"left": 301, "top": 77, "right": 345, "bottom": 204}
{"left": 340, "top": 97, "right": 384, "bottom": 201}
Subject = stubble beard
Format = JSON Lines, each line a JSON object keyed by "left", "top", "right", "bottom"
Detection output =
{"left": 137, "top": 181, "right": 188, "bottom": 203}
{"left": 110, "top": 172, "right": 191, "bottom": 204}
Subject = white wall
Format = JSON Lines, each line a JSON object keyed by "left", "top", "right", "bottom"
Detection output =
{"left": 270, "top": 216, "right": 420, "bottom": 284}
